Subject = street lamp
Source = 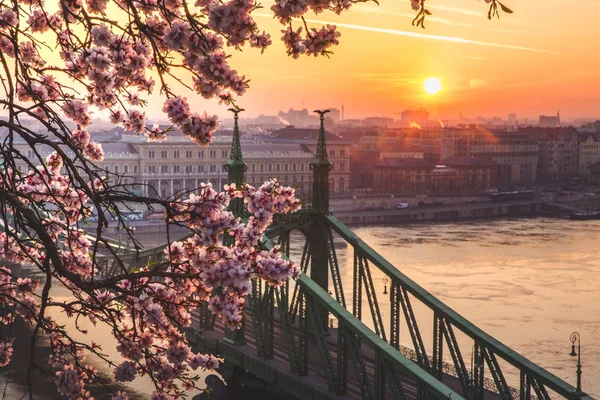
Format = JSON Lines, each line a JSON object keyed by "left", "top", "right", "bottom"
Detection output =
{"left": 382, "top": 277, "right": 389, "bottom": 295}
{"left": 569, "top": 332, "right": 583, "bottom": 394}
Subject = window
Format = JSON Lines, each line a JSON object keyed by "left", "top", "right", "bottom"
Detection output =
{"left": 284, "top": 164, "right": 288, "bottom": 171}
{"left": 222, "top": 150, "right": 228, "bottom": 158}
{"left": 173, "top": 150, "right": 180, "bottom": 158}
{"left": 329, "top": 150, "right": 335, "bottom": 157}
{"left": 260, "top": 164, "right": 264, "bottom": 172}
{"left": 114, "top": 165, "right": 119, "bottom": 173}
{"left": 210, "top": 150, "right": 216, "bottom": 158}
{"left": 268, "top": 164, "right": 272, "bottom": 172}
{"left": 174, "top": 165, "right": 180, "bottom": 173}
{"left": 276, "top": 164, "right": 280, "bottom": 172}
{"left": 198, "top": 150, "right": 204, "bottom": 158}
{"left": 27, "top": 150, "right": 35, "bottom": 159}
{"left": 149, "top": 150, "right": 155, "bottom": 159}
{"left": 133, "top": 166, "right": 138, "bottom": 173}
{"left": 251, "top": 164, "right": 256, "bottom": 172}
{"left": 186, "top": 165, "right": 192, "bottom": 173}
{"left": 124, "top": 165, "right": 129, "bottom": 174}
{"left": 161, "top": 150, "right": 167, "bottom": 158}
{"left": 210, "top": 165, "right": 216, "bottom": 172}
{"left": 199, "top": 165, "right": 204, "bottom": 173}
{"left": 149, "top": 165, "right": 156, "bottom": 173}
{"left": 161, "top": 165, "right": 168, "bottom": 174}
{"left": 340, "top": 149, "right": 346, "bottom": 157}
{"left": 292, "top": 164, "right": 296, "bottom": 171}
{"left": 186, "top": 150, "right": 192, "bottom": 158}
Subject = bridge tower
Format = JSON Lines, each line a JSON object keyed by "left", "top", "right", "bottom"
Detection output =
{"left": 223, "top": 108, "right": 248, "bottom": 345}
{"left": 309, "top": 110, "right": 334, "bottom": 325}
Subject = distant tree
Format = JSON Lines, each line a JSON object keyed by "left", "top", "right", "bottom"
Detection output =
{"left": 0, "top": 0, "right": 511, "bottom": 398}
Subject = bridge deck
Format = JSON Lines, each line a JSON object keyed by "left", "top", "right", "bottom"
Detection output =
{"left": 189, "top": 308, "right": 501, "bottom": 400}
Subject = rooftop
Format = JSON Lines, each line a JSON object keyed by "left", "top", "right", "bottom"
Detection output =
{"left": 440, "top": 156, "right": 498, "bottom": 167}
{"left": 374, "top": 158, "right": 434, "bottom": 169}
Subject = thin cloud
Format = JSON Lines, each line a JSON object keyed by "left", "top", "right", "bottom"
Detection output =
{"left": 302, "top": 19, "right": 556, "bottom": 54}
{"left": 427, "top": 4, "right": 482, "bottom": 17}
{"left": 355, "top": 6, "right": 476, "bottom": 28}
{"left": 459, "top": 55, "right": 487, "bottom": 60}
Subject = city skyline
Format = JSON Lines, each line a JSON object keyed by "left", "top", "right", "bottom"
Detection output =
{"left": 120, "top": 0, "right": 600, "bottom": 122}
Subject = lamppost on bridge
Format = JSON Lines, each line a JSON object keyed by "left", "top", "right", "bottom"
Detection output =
{"left": 382, "top": 277, "right": 389, "bottom": 295}
{"left": 569, "top": 331, "right": 583, "bottom": 395}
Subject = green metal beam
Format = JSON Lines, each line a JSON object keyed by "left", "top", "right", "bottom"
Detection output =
{"left": 297, "top": 272, "right": 464, "bottom": 400}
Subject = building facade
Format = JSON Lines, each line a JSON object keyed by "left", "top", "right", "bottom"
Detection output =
{"left": 578, "top": 134, "right": 600, "bottom": 181}
{"left": 9, "top": 126, "right": 350, "bottom": 200}
{"left": 440, "top": 127, "right": 538, "bottom": 185}
{"left": 373, "top": 156, "right": 498, "bottom": 195}
{"left": 528, "top": 127, "right": 579, "bottom": 182}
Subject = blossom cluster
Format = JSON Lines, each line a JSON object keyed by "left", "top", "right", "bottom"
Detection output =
{"left": 1, "top": 153, "right": 301, "bottom": 398}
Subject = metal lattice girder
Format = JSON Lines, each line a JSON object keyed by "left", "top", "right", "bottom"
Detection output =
{"left": 390, "top": 281, "right": 401, "bottom": 350}
{"left": 375, "top": 351, "right": 386, "bottom": 400}
{"left": 290, "top": 240, "right": 311, "bottom": 323}
{"left": 263, "top": 286, "right": 275, "bottom": 359}
{"left": 353, "top": 249, "right": 362, "bottom": 320}
{"left": 297, "top": 289, "right": 308, "bottom": 376}
{"left": 432, "top": 313, "right": 443, "bottom": 380}
{"left": 344, "top": 325, "right": 374, "bottom": 400}
{"left": 441, "top": 319, "right": 470, "bottom": 396}
{"left": 336, "top": 319, "right": 348, "bottom": 395}
{"left": 520, "top": 371, "right": 531, "bottom": 400}
{"left": 359, "top": 253, "right": 386, "bottom": 341}
{"left": 398, "top": 286, "right": 430, "bottom": 371}
{"left": 381, "top": 355, "right": 406, "bottom": 400}
{"left": 530, "top": 377, "right": 551, "bottom": 400}
{"left": 326, "top": 226, "right": 346, "bottom": 308}
{"left": 483, "top": 347, "right": 513, "bottom": 400}
{"left": 250, "top": 279, "right": 265, "bottom": 358}
{"left": 275, "top": 286, "right": 300, "bottom": 374}
{"left": 306, "top": 297, "right": 337, "bottom": 392}
{"left": 473, "top": 342, "right": 485, "bottom": 400}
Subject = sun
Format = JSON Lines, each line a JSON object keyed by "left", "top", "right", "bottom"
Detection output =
{"left": 424, "top": 77, "right": 442, "bottom": 95}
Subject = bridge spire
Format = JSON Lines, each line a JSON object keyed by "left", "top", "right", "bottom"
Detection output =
{"left": 223, "top": 108, "right": 248, "bottom": 346}
{"left": 224, "top": 108, "right": 247, "bottom": 186}
{"left": 310, "top": 110, "right": 333, "bottom": 212}
{"left": 224, "top": 108, "right": 247, "bottom": 217}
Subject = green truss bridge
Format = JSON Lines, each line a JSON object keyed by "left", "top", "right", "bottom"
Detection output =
{"left": 97, "top": 110, "right": 594, "bottom": 400}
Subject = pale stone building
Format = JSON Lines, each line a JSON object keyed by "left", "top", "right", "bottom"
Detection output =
{"left": 578, "top": 134, "right": 600, "bottom": 181}
{"left": 5, "top": 126, "right": 351, "bottom": 200}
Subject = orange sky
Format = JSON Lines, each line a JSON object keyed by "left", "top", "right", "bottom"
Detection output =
{"left": 170, "top": 0, "right": 599, "bottom": 122}
{"left": 15, "top": 1, "right": 599, "bottom": 123}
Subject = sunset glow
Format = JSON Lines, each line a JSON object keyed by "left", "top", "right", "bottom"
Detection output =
{"left": 216, "top": 0, "right": 600, "bottom": 121}
{"left": 424, "top": 78, "right": 442, "bottom": 95}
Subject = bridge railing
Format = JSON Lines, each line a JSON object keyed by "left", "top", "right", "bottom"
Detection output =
{"left": 324, "top": 213, "right": 593, "bottom": 400}
{"left": 296, "top": 272, "right": 464, "bottom": 400}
